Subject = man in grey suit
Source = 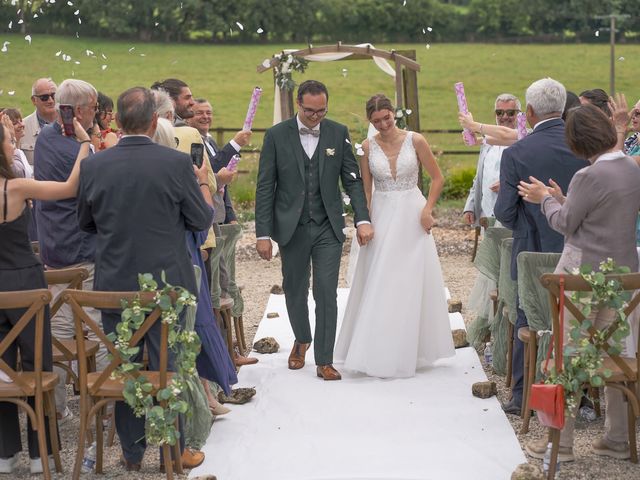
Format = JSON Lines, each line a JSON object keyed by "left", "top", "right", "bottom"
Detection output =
{"left": 494, "top": 78, "right": 589, "bottom": 415}
{"left": 255, "top": 80, "right": 373, "bottom": 381}
{"left": 463, "top": 93, "right": 520, "bottom": 226}
{"left": 77, "top": 87, "right": 212, "bottom": 471}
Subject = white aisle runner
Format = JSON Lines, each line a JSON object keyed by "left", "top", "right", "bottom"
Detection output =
{"left": 191, "top": 289, "right": 526, "bottom": 480}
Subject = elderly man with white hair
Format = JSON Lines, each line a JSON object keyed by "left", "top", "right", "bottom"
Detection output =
{"left": 493, "top": 78, "right": 589, "bottom": 425}
{"left": 21, "top": 78, "right": 58, "bottom": 165}
{"left": 33, "top": 78, "right": 110, "bottom": 426}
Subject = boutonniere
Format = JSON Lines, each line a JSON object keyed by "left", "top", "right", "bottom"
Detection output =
{"left": 325, "top": 148, "right": 335, "bottom": 156}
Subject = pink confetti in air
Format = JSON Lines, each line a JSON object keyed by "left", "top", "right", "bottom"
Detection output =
{"left": 454, "top": 82, "right": 477, "bottom": 146}
{"left": 235, "top": 21, "right": 244, "bottom": 30}
{"left": 8, "top": 91, "right": 15, "bottom": 96}
{"left": 101, "top": 64, "right": 107, "bottom": 70}
{"left": 74, "top": 9, "right": 79, "bottom": 15}
{"left": 257, "top": 27, "right": 264, "bottom": 34}
{"left": 8, "top": 21, "right": 12, "bottom": 29}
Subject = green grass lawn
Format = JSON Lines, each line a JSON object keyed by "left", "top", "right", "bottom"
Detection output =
{"left": 3, "top": 35, "right": 638, "bottom": 207}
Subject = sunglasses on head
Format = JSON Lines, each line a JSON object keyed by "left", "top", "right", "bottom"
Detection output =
{"left": 495, "top": 109, "right": 519, "bottom": 117}
{"left": 34, "top": 93, "right": 55, "bottom": 101}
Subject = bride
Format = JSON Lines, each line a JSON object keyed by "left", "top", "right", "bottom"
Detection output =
{"left": 335, "top": 94, "right": 455, "bottom": 378}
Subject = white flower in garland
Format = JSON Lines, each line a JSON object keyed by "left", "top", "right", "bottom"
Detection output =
{"left": 274, "top": 53, "right": 309, "bottom": 91}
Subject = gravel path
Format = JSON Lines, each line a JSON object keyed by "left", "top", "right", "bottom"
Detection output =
{"left": 10, "top": 211, "right": 639, "bottom": 479}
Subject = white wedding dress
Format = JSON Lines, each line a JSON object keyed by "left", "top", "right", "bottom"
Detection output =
{"left": 335, "top": 131, "right": 455, "bottom": 378}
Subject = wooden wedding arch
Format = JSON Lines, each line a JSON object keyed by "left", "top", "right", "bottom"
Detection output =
{"left": 256, "top": 42, "right": 422, "bottom": 131}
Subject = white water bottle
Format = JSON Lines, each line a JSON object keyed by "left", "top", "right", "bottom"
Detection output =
{"left": 484, "top": 342, "right": 493, "bottom": 366}
{"left": 81, "top": 442, "right": 96, "bottom": 473}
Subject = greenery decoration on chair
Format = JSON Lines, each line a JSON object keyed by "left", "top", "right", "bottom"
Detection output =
{"left": 109, "top": 272, "right": 201, "bottom": 446}
{"left": 273, "top": 53, "right": 309, "bottom": 91}
{"left": 546, "top": 259, "right": 632, "bottom": 414}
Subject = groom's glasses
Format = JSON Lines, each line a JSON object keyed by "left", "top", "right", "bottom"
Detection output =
{"left": 495, "top": 109, "right": 519, "bottom": 117}
{"left": 300, "top": 106, "right": 328, "bottom": 118}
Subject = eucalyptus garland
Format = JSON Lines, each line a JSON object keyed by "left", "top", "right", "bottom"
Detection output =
{"left": 394, "top": 107, "right": 412, "bottom": 129}
{"left": 546, "top": 259, "right": 632, "bottom": 414}
{"left": 274, "top": 53, "right": 308, "bottom": 91}
{"left": 108, "top": 272, "right": 201, "bottom": 446}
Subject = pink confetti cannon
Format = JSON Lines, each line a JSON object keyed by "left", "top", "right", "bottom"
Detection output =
{"left": 516, "top": 112, "right": 528, "bottom": 140}
{"left": 218, "top": 155, "right": 240, "bottom": 193}
{"left": 243, "top": 87, "right": 263, "bottom": 131}
{"left": 454, "top": 82, "right": 477, "bottom": 146}
{"left": 227, "top": 154, "right": 240, "bottom": 172}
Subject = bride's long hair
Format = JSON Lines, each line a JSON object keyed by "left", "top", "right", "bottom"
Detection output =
{"left": 366, "top": 94, "right": 394, "bottom": 120}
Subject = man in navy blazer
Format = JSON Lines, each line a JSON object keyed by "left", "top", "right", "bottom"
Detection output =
{"left": 77, "top": 87, "right": 212, "bottom": 471}
{"left": 494, "top": 78, "right": 589, "bottom": 414}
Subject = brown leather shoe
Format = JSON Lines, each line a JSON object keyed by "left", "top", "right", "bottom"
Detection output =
{"left": 160, "top": 448, "right": 205, "bottom": 472}
{"left": 120, "top": 455, "right": 141, "bottom": 471}
{"left": 234, "top": 352, "right": 259, "bottom": 366}
{"left": 288, "top": 341, "right": 310, "bottom": 370}
{"left": 316, "top": 364, "right": 342, "bottom": 381}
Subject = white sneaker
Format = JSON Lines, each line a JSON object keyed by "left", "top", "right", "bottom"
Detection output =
{"left": 57, "top": 406, "right": 73, "bottom": 425}
{"left": 30, "top": 455, "right": 54, "bottom": 474}
{"left": 0, "top": 454, "right": 18, "bottom": 474}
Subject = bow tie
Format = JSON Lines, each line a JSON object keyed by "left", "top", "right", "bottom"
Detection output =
{"left": 299, "top": 127, "right": 320, "bottom": 137}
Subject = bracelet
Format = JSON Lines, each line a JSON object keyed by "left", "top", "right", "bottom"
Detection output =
{"left": 199, "top": 183, "right": 208, "bottom": 187}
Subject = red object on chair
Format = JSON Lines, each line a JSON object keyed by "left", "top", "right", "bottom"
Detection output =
{"left": 529, "top": 276, "right": 566, "bottom": 430}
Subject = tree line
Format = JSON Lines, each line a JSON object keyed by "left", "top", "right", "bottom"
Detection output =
{"left": 3, "top": 0, "right": 640, "bottom": 43}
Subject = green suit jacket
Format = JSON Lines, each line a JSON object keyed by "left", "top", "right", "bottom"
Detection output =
{"left": 255, "top": 116, "right": 370, "bottom": 246}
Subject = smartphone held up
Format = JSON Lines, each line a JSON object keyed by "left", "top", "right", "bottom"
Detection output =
{"left": 190, "top": 143, "right": 205, "bottom": 168}
{"left": 59, "top": 104, "right": 75, "bottom": 136}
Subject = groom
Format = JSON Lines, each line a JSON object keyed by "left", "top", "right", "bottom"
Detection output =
{"left": 255, "top": 80, "right": 373, "bottom": 380}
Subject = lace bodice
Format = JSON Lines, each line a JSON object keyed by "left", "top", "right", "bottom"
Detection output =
{"left": 368, "top": 131, "right": 419, "bottom": 192}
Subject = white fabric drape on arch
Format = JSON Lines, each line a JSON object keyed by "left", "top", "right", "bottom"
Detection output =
{"left": 272, "top": 43, "right": 396, "bottom": 125}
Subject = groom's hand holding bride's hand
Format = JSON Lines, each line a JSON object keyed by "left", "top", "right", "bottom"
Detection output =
{"left": 256, "top": 239, "right": 273, "bottom": 261}
{"left": 356, "top": 223, "right": 374, "bottom": 246}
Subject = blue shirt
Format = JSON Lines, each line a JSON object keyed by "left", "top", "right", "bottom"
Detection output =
{"left": 34, "top": 122, "right": 96, "bottom": 268}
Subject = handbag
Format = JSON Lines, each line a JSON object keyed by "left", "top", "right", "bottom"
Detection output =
{"left": 529, "top": 276, "right": 565, "bottom": 429}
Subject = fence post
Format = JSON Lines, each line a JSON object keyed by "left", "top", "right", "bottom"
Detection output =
{"left": 215, "top": 128, "right": 225, "bottom": 147}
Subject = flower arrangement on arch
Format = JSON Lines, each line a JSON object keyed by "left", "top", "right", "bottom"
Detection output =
{"left": 273, "top": 53, "right": 308, "bottom": 91}
{"left": 395, "top": 107, "right": 412, "bottom": 129}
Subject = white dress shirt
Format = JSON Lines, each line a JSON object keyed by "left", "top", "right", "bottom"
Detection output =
{"left": 296, "top": 115, "right": 320, "bottom": 158}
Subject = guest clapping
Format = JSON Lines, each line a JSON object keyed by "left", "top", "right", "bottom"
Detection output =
{"left": 519, "top": 104, "right": 640, "bottom": 462}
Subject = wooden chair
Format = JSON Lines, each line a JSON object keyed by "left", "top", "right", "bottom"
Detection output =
{"left": 219, "top": 223, "right": 247, "bottom": 354}
{"left": 62, "top": 289, "right": 183, "bottom": 480}
{"left": 540, "top": 272, "right": 640, "bottom": 478}
{"left": 471, "top": 217, "right": 490, "bottom": 263}
{"left": 0, "top": 289, "right": 62, "bottom": 478}
{"left": 44, "top": 268, "right": 100, "bottom": 395}
{"left": 210, "top": 236, "right": 235, "bottom": 357}
{"left": 516, "top": 251, "right": 561, "bottom": 434}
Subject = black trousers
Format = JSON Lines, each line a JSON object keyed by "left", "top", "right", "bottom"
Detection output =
{"left": 101, "top": 311, "right": 186, "bottom": 464}
{"left": 0, "top": 265, "right": 56, "bottom": 459}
